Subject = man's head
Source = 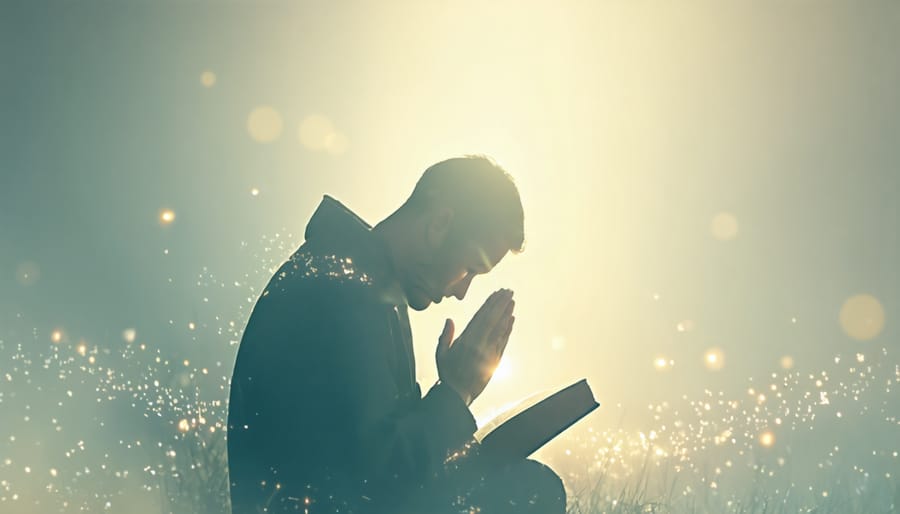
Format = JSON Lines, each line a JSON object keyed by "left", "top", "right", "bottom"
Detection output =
{"left": 374, "top": 155, "right": 525, "bottom": 311}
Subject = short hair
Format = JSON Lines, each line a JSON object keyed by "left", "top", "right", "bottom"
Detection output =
{"left": 401, "top": 155, "right": 525, "bottom": 254}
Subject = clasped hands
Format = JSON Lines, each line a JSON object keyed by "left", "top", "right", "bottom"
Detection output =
{"left": 435, "top": 288, "right": 515, "bottom": 406}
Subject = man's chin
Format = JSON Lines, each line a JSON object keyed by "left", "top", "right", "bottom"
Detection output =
{"left": 408, "top": 287, "right": 437, "bottom": 311}
{"left": 408, "top": 299, "right": 430, "bottom": 311}
{"left": 402, "top": 288, "right": 423, "bottom": 310}
{"left": 409, "top": 296, "right": 431, "bottom": 311}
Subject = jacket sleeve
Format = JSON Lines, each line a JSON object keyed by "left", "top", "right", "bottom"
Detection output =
{"left": 326, "top": 282, "right": 478, "bottom": 484}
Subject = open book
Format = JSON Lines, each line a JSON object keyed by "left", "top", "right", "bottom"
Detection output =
{"left": 472, "top": 379, "right": 599, "bottom": 465}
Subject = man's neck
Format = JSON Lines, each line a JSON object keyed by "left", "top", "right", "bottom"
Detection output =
{"left": 371, "top": 215, "right": 419, "bottom": 301}
{"left": 371, "top": 219, "right": 405, "bottom": 278}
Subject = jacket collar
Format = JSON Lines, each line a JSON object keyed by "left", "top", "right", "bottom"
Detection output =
{"left": 304, "top": 195, "right": 372, "bottom": 249}
{"left": 303, "top": 195, "right": 406, "bottom": 305}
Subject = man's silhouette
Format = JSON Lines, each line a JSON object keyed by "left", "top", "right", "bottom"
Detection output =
{"left": 226, "top": 156, "right": 565, "bottom": 514}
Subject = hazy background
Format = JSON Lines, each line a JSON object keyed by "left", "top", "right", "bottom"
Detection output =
{"left": 1, "top": 1, "right": 897, "bottom": 512}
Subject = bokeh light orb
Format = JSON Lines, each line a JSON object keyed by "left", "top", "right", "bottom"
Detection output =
{"left": 247, "top": 106, "right": 284, "bottom": 143}
{"left": 122, "top": 328, "right": 137, "bottom": 343}
{"left": 51, "top": 329, "right": 64, "bottom": 344}
{"left": 298, "top": 114, "right": 336, "bottom": 150}
{"left": 779, "top": 355, "right": 794, "bottom": 370}
{"left": 676, "top": 319, "right": 694, "bottom": 332}
{"left": 839, "top": 294, "right": 885, "bottom": 340}
{"left": 758, "top": 430, "right": 776, "bottom": 448}
{"left": 159, "top": 208, "right": 176, "bottom": 224}
{"left": 298, "top": 114, "right": 349, "bottom": 154}
{"left": 200, "top": 70, "right": 216, "bottom": 88}
{"left": 15, "top": 261, "right": 40, "bottom": 286}
{"left": 653, "top": 356, "right": 672, "bottom": 370}
{"left": 704, "top": 347, "right": 725, "bottom": 370}
{"left": 710, "top": 212, "right": 739, "bottom": 241}
{"left": 550, "top": 336, "right": 565, "bottom": 351}
{"left": 324, "top": 131, "right": 349, "bottom": 155}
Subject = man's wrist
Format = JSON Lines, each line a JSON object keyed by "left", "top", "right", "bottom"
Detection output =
{"left": 435, "top": 379, "right": 471, "bottom": 406}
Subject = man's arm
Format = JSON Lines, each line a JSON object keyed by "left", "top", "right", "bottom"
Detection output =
{"left": 265, "top": 278, "right": 478, "bottom": 502}
{"left": 323, "top": 281, "right": 478, "bottom": 477}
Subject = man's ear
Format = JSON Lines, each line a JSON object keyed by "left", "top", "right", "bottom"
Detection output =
{"left": 425, "top": 206, "right": 454, "bottom": 250}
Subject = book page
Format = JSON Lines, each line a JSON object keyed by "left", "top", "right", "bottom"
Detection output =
{"left": 474, "top": 388, "right": 556, "bottom": 442}
{"left": 476, "top": 379, "right": 600, "bottom": 464}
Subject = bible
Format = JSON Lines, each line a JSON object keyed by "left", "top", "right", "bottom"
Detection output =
{"left": 472, "top": 379, "right": 599, "bottom": 465}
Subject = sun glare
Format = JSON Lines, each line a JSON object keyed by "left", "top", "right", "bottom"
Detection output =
{"left": 493, "top": 359, "right": 512, "bottom": 380}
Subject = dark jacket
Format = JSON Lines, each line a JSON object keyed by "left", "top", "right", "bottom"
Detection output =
{"left": 226, "top": 195, "right": 478, "bottom": 514}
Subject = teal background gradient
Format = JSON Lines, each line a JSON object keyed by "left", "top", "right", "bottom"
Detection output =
{"left": 1, "top": 1, "right": 898, "bottom": 512}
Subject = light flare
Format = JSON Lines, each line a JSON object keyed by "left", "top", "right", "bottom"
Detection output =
{"left": 758, "top": 430, "right": 776, "bottom": 448}
{"left": 159, "top": 209, "right": 176, "bottom": 224}
{"left": 704, "top": 348, "right": 725, "bottom": 370}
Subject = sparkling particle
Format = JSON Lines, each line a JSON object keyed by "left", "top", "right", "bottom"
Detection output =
{"left": 704, "top": 348, "right": 725, "bottom": 370}
{"left": 676, "top": 320, "right": 694, "bottom": 333}
{"left": 759, "top": 431, "right": 776, "bottom": 448}
{"left": 15, "top": 261, "right": 41, "bottom": 286}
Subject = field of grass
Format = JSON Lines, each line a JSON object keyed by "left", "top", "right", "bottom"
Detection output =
{"left": 154, "top": 428, "right": 897, "bottom": 514}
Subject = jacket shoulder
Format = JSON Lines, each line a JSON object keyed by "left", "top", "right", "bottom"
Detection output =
{"left": 261, "top": 246, "right": 376, "bottom": 299}
{"left": 257, "top": 244, "right": 382, "bottom": 320}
